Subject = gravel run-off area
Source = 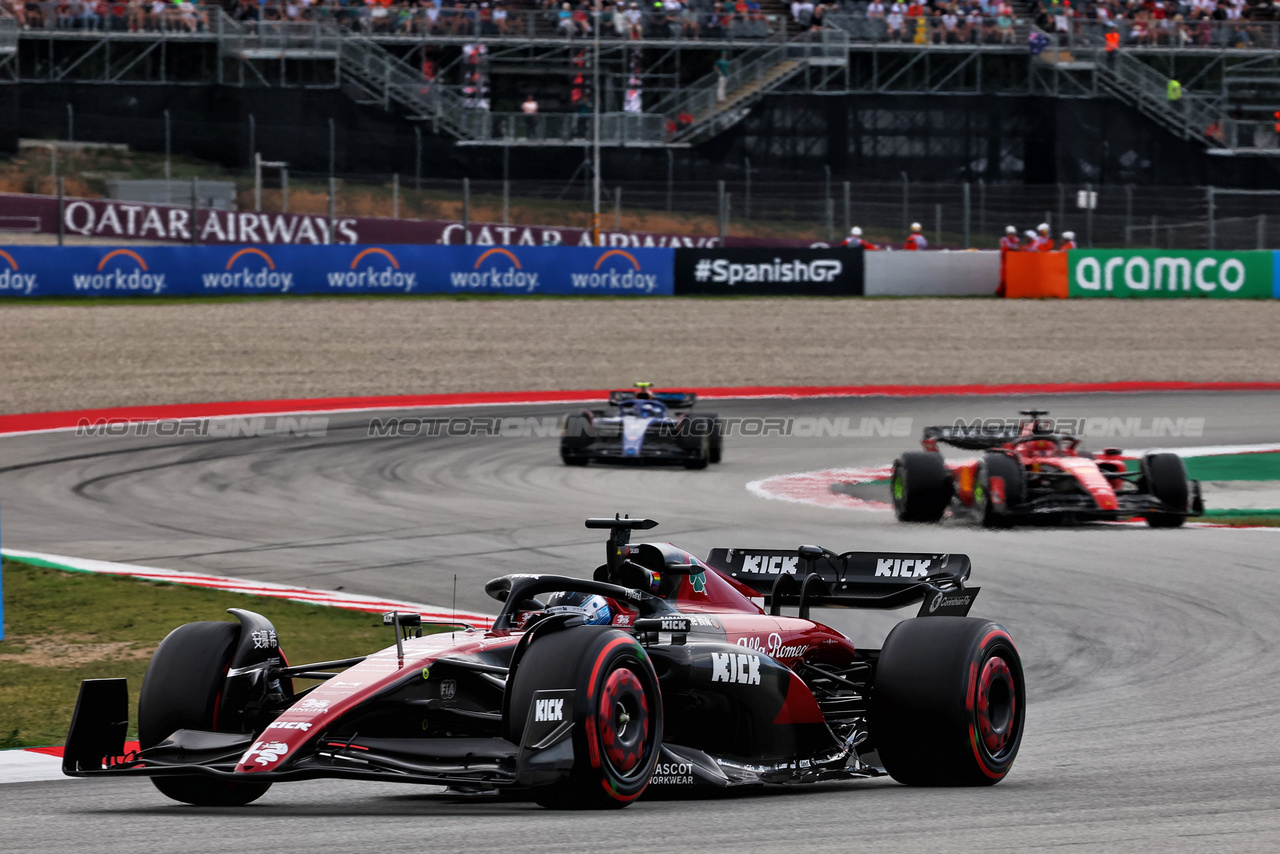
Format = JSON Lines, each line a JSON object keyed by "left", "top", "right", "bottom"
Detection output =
{"left": 2, "top": 298, "right": 1279, "bottom": 414}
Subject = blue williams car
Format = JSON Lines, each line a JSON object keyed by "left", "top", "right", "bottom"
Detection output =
{"left": 560, "top": 384, "right": 724, "bottom": 469}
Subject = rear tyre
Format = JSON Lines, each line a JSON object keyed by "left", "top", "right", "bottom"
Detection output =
{"left": 709, "top": 418, "right": 724, "bottom": 464}
{"left": 1143, "top": 453, "right": 1188, "bottom": 528}
{"left": 507, "top": 626, "right": 662, "bottom": 810}
{"left": 977, "top": 452, "right": 1024, "bottom": 529}
{"left": 869, "top": 617, "right": 1025, "bottom": 786}
{"left": 683, "top": 435, "right": 710, "bottom": 470}
{"left": 138, "top": 621, "right": 271, "bottom": 806}
{"left": 891, "top": 452, "right": 951, "bottom": 523}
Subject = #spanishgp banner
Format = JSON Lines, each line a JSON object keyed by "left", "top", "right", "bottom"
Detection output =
{"left": 0, "top": 245, "right": 675, "bottom": 298}
{"left": 673, "top": 248, "right": 864, "bottom": 296}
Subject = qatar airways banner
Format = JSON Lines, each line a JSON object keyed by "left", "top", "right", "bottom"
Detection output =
{"left": 0, "top": 192, "right": 818, "bottom": 249}
{"left": 0, "top": 244, "right": 673, "bottom": 297}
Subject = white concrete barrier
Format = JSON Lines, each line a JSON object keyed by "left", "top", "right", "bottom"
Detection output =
{"left": 865, "top": 250, "right": 1000, "bottom": 296}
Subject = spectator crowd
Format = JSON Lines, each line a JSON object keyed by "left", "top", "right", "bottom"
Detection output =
{"left": 3, "top": 0, "right": 1278, "bottom": 44}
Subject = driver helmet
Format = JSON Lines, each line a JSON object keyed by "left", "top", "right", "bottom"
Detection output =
{"left": 544, "top": 591, "right": 612, "bottom": 625}
{"left": 634, "top": 382, "right": 653, "bottom": 400}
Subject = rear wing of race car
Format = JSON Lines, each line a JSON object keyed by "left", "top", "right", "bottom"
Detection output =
{"left": 703, "top": 547, "right": 978, "bottom": 619}
{"left": 608, "top": 389, "right": 698, "bottom": 409}
{"left": 922, "top": 424, "right": 1021, "bottom": 451}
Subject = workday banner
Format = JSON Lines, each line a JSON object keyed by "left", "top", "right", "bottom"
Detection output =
{"left": 1067, "top": 250, "right": 1274, "bottom": 298}
{"left": 0, "top": 245, "right": 674, "bottom": 298}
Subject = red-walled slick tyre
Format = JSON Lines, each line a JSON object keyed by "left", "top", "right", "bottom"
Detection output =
{"left": 507, "top": 625, "right": 662, "bottom": 809}
{"left": 869, "top": 616, "right": 1025, "bottom": 786}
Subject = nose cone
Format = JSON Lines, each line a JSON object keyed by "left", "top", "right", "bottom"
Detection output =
{"left": 1093, "top": 489, "right": 1119, "bottom": 511}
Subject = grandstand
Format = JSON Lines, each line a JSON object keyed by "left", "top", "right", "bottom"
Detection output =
{"left": 4, "top": 0, "right": 1280, "bottom": 194}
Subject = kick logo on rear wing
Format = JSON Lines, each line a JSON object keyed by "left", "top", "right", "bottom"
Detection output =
{"left": 704, "top": 548, "right": 977, "bottom": 616}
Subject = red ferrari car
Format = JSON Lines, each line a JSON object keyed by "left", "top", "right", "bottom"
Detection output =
{"left": 63, "top": 517, "right": 1024, "bottom": 809}
{"left": 891, "top": 410, "right": 1204, "bottom": 528}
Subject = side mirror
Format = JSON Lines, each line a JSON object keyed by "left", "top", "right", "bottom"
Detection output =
{"left": 797, "top": 544, "right": 824, "bottom": 561}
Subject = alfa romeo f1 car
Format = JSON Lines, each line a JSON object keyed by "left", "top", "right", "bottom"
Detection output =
{"left": 560, "top": 384, "right": 723, "bottom": 468}
{"left": 63, "top": 516, "right": 1025, "bottom": 809}
{"left": 891, "top": 409, "right": 1204, "bottom": 528}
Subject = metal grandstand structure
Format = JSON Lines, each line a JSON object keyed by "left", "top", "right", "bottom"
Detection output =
{"left": 6, "top": 10, "right": 1280, "bottom": 153}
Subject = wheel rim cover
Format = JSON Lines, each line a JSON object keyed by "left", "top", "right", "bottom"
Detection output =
{"left": 976, "top": 655, "right": 1016, "bottom": 759}
{"left": 599, "top": 667, "right": 649, "bottom": 774}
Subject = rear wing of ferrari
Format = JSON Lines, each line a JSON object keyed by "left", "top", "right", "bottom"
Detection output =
{"left": 922, "top": 424, "right": 1020, "bottom": 451}
{"left": 608, "top": 389, "right": 698, "bottom": 409}
{"left": 703, "top": 547, "right": 978, "bottom": 618}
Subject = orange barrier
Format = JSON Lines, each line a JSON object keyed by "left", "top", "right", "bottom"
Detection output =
{"left": 1005, "top": 252, "right": 1068, "bottom": 298}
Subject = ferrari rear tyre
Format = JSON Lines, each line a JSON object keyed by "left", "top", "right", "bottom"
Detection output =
{"left": 1143, "top": 453, "right": 1188, "bottom": 528}
{"left": 869, "top": 617, "right": 1025, "bottom": 786}
{"left": 507, "top": 626, "right": 662, "bottom": 810}
{"left": 891, "top": 452, "right": 951, "bottom": 523}
{"left": 138, "top": 621, "right": 272, "bottom": 806}
{"left": 977, "top": 453, "right": 1023, "bottom": 529}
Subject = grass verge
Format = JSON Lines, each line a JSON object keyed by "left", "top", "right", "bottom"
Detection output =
{"left": 0, "top": 559, "right": 393, "bottom": 749}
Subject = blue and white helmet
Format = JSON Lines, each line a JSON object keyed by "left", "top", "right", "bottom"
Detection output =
{"left": 544, "top": 591, "right": 613, "bottom": 626}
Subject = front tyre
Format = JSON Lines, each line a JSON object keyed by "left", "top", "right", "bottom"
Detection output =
{"left": 869, "top": 617, "right": 1025, "bottom": 786}
{"left": 507, "top": 626, "right": 662, "bottom": 809}
{"left": 138, "top": 621, "right": 271, "bottom": 806}
{"left": 561, "top": 413, "right": 594, "bottom": 467}
{"left": 1143, "top": 453, "right": 1189, "bottom": 528}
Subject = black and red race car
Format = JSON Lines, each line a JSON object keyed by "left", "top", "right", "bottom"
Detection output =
{"left": 63, "top": 516, "right": 1025, "bottom": 809}
{"left": 890, "top": 410, "right": 1204, "bottom": 528}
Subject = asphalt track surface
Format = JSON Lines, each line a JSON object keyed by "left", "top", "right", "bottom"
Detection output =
{"left": 3, "top": 391, "right": 1280, "bottom": 853}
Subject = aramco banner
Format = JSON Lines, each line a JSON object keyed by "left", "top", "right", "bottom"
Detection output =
{"left": 1067, "top": 250, "right": 1275, "bottom": 298}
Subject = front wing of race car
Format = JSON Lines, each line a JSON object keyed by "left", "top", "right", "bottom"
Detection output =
{"left": 569, "top": 420, "right": 705, "bottom": 464}
{"left": 989, "top": 472, "right": 1205, "bottom": 521}
{"left": 61, "top": 678, "right": 580, "bottom": 790}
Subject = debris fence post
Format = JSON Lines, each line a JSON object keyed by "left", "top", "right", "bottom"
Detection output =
{"left": 1085, "top": 182, "right": 1094, "bottom": 248}
{"left": 163, "top": 109, "right": 171, "bottom": 203}
{"left": 842, "top": 181, "right": 851, "bottom": 237}
{"left": 328, "top": 176, "right": 336, "bottom": 245}
{"left": 463, "top": 177, "right": 471, "bottom": 244}
{"left": 190, "top": 175, "right": 199, "bottom": 246}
